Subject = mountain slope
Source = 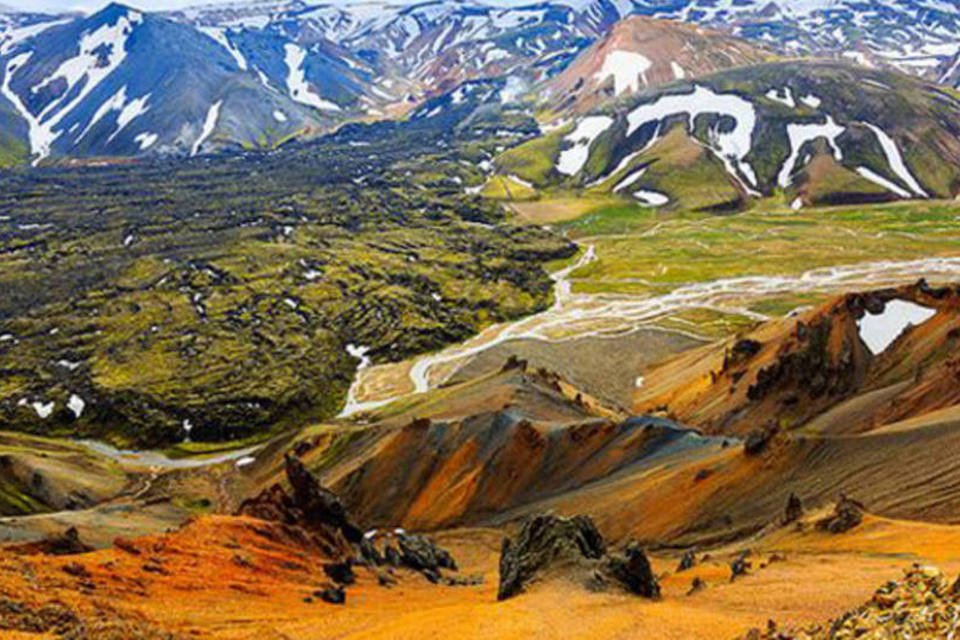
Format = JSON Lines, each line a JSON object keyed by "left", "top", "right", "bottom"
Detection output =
{"left": 633, "top": 281, "right": 960, "bottom": 438}
{"left": 0, "top": 3, "right": 382, "bottom": 164}
{"left": 500, "top": 61, "right": 960, "bottom": 209}
{"left": 4, "top": 1, "right": 960, "bottom": 164}
{"left": 540, "top": 16, "right": 772, "bottom": 116}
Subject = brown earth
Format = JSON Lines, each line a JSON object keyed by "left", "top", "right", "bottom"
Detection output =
{"left": 541, "top": 16, "right": 772, "bottom": 116}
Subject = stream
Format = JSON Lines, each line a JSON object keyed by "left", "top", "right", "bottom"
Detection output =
{"left": 340, "top": 248, "right": 960, "bottom": 416}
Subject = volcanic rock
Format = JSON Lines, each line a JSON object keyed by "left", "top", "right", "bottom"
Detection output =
{"left": 398, "top": 533, "right": 458, "bottom": 573}
{"left": 323, "top": 561, "right": 356, "bottom": 585}
{"left": 36, "top": 527, "right": 93, "bottom": 556}
{"left": 816, "top": 494, "right": 864, "bottom": 533}
{"left": 497, "top": 513, "right": 660, "bottom": 601}
{"left": 677, "top": 550, "right": 696, "bottom": 572}
{"left": 604, "top": 541, "right": 660, "bottom": 599}
{"left": 237, "top": 454, "right": 362, "bottom": 557}
{"left": 283, "top": 454, "right": 362, "bottom": 543}
{"left": 314, "top": 584, "right": 346, "bottom": 605}
{"left": 498, "top": 514, "right": 606, "bottom": 600}
{"left": 730, "top": 551, "right": 751, "bottom": 582}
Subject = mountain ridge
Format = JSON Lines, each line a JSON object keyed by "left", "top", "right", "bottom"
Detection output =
{"left": 3, "top": 0, "right": 960, "bottom": 164}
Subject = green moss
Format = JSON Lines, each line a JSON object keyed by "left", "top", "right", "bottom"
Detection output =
{"left": 495, "top": 130, "right": 565, "bottom": 185}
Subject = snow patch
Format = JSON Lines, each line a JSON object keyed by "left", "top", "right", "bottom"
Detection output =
{"left": 626, "top": 85, "right": 758, "bottom": 191}
{"left": 633, "top": 190, "right": 669, "bottom": 206}
{"left": 32, "top": 401, "right": 54, "bottom": 419}
{"left": 856, "top": 167, "right": 911, "bottom": 198}
{"left": 765, "top": 87, "right": 795, "bottom": 108}
{"left": 191, "top": 100, "right": 222, "bottom": 157}
{"left": 67, "top": 394, "right": 85, "bottom": 419}
{"left": 777, "top": 115, "right": 845, "bottom": 188}
{"left": 556, "top": 116, "right": 613, "bottom": 176}
{"left": 857, "top": 299, "right": 936, "bottom": 355}
{"left": 134, "top": 132, "right": 157, "bottom": 150}
{"left": 199, "top": 26, "right": 247, "bottom": 71}
{"left": 594, "top": 50, "right": 652, "bottom": 95}
{"left": 860, "top": 122, "right": 927, "bottom": 197}
{"left": 284, "top": 44, "right": 341, "bottom": 111}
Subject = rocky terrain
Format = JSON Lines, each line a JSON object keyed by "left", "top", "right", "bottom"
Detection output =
{"left": 3, "top": 2, "right": 960, "bottom": 638}
{"left": 744, "top": 565, "right": 960, "bottom": 639}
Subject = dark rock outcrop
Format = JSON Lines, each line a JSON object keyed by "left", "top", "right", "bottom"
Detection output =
{"left": 398, "top": 533, "right": 458, "bottom": 573}
{"left": 314, "top": 584, "right": 346, "bottom": 605}
{"left": 36, "top": 527, "right": 93, "bottom": 556}
{"left": 816, "top": 494, "right": 865, "bottom": 533}
{"left": 237, "top": 454, "right": 362, "bottom": 551}
{"left": 498, "top": 514, "right": 605, "bottom": 600}
{"left": 283, "top": 454, "right": 363, "bottom": 543}
{"left": 238, "top": 453, "right": 463, "bottom": 588}
{"left": 730, "top": 551, "right": 751, "bottom": 581}
{"left": 743, "top": 427, "right": 776, "bottom": 456}
{"left": 497, "top": 513, "right": 659, "bottom": 601}
{"left": 783, "top": 492, "right": 804, "bottom": 525}
{"left": 604, "top": 541, "right": 660, "bottom": 599}
{"left": 677, "top": 549, "right": 696, "bottom": 572}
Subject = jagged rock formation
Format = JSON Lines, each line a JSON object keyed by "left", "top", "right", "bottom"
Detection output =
{"left": 497, "top": 513, "right": 659, "bottom": 601}
{"left": 238, "top": 453, "right": 463, "bottom": 586}
{"left": 238, "top": 454, "right": 361, "bottom": 558}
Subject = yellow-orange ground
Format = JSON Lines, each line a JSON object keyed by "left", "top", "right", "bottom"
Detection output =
{"left": 2, "top": 513, "right": 959, "bottom": 639}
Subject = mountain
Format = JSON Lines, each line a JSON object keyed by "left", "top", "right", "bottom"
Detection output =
{"left": 498, "top": 61, "right": 960, "bottom": 210}
{"left": 635, "top": 281, "right": 960, "bottom": 437}
{"left": 539, "top": 16, "right": 772, "bottom": 115}
{"left": 3, "top": 1, "right": 960, "bottom": 164}
{"left": 630, "top": 0, "right": 960, "bottom": 81}
{"left": 0, "top": 3, "right": 390, "bottom": 164}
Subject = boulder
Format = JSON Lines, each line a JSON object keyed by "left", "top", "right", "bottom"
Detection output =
{"left": 322, "top": 561, "right": 356, "bottom": 585}
{"left": 397, "top": 533, "right": 458, "bottom": 573}
{"left": 314, "top": 585, "right": 346, "bottom": 605}
{"left": 676, "top": 550, "right": 696, "bottom": 573}
{"left": 730, "top": 551, "right": 751, "bottom": 582}
{"left": 37, "top": 527, "right": 93, "bottom": 556}
{"left": 816, "top": 494, "right": 864, "bottom": 534}
{"left": 604, "top": 542, "right": 660, "bottom": 599}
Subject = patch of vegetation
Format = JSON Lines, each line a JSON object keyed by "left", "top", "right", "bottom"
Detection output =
{"left": 0, "top": 117, "right": 574, "bottom": 447}
{"left": 556, "top": 199, "right": 960, "bottom": 333}
{"left": 494, "top": 129, "right": 564, "bottom": 185}
{"left": 481, "top": 175, "right": 539, "bottom": 200}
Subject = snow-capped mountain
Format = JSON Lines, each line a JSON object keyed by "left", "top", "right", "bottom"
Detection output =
{"left": 499, "top": 61, "right": 960, "bottom": 209}
{"left": 0, "top": 3, "right": 386, "bottom": 164}
{"left": 1, "top": 0, "right": 960, "bottom": 165}
{"left": 540, "top": 15, "right": 772, "bottom": 115}
{"left": 634, "top": 0, "right": 960, "bottom": 79}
